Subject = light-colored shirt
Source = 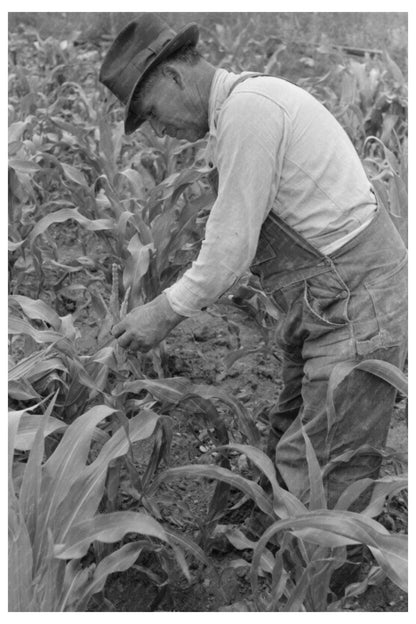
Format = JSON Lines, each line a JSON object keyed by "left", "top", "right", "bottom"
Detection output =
{"left": 164, "top": 69, "right": 377, "bottom": 317}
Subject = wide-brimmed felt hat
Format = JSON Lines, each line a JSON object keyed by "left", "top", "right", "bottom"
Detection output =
{"left": 99, "top": 13, "right": 199, "bottom": 135}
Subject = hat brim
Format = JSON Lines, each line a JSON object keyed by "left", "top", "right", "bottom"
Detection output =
{"left": 124, "top": 23, "right": 199, "bottom": 135}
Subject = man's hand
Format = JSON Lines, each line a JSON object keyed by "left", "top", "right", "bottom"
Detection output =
{"left": 112, "top": 293, "right": 185, "bottom": 353}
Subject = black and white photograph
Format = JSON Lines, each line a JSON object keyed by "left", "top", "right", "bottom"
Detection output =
{"left": 8, "top": 6, "right": 409, "bottom": 613}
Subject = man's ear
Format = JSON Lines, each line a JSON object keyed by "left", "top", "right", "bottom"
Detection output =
{"left": 162, "top": 64, "right": 184, "bottom": 89}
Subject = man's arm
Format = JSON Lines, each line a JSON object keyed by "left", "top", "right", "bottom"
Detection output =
{"left": 113, "top": 92, "right": 288, "bottom": 351}
{"left": 165, "top": 91, "right": 289, "bottom": 316}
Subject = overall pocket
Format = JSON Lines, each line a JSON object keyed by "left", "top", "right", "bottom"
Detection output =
{"left": 303, "top": 271, "right": 351, "bottom": 328}
{"left": 357, "top": 254, "right": 408, "bottom": 353}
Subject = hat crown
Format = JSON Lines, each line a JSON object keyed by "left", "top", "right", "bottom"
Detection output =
{"left": 100, "top": 14, "right": 174, "bottom": 104}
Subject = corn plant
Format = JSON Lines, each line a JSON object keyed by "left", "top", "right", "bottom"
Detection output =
{"left": 111, "top": 375, "right": 260, "bottom": 538}
{"left": 153, "top": 443, "right": 407, "bottom": 611}
{"left": 9, "top": 18, "right": 407, "bottom": 612}
{"left": 9, "top": 394, "right": 209, "bottom": 611}
{"left": 363, "top": 137, "right": 407, "bottom": 246}
{"left": 8, "top": 41, "right": 214, "bottom": 309}
{"left": 148, "top": 359, "right": 408, "bottom": 611}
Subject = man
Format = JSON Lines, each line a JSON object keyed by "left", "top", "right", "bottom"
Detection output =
{"left": 100, "top": 14, "right": 407, "bottom": 510}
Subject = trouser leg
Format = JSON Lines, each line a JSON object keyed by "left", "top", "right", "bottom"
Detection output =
{"left": 267, "top": 345, "right": 303, "bottom": 455}
{"left": 274, "top": 342, "right": 405, "bottom": 509}
{"left": 324, "top": 345, "right": 406, "bottom": 509}
{"left": 266, "top": 345, "right": 304, "bottom": 489}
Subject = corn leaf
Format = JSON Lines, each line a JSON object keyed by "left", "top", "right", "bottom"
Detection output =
{"left": 322, "top": 443, "right": 386, "bottom": 478}
{"left": 309, "top": 549, "right": 343, "bottom": 611}
{"left": 9, "top": 379, "right": 42, "bottom": 401}
{"left": 55, "top": 409, "right": 160, "bottom": 541}
{"left": 216, "top": 443, "right": 306, "bottom": 518}
{"left": 8, "top": 315, "right": 72, "bottom": 350}
{"left": 357, "top": 360, "right": 408, "bottom": 395}
{"left": 116, "top": 377, "right": 259, "bottom": 445}
{"left": 38, "top": 530, "right": 66, "bottom": 612}
{"left": 54, "top": 511, "right": 167, "bottom": 559}
{"left": 9, "top": 410, "right": 25, "bottom": 481}
{"left": 222, "top": 527, "right": 274, "bottom": 574}
{"left": 60, "top": 163, "right": 88, "bottom": 187}
{"left": 19, "top": 394, "right": 57, "bottom": 554}
{"left": 123, "top": 235, "right": 153, "bottom": 308}
{"left": 334, "top": 474, "right": 407, "bottom": 515}
{"left": 9, "top": 158, "right": 41, "bottom": 173}
{"left": 8, "top": 346, "right": 56, "bottom": 382}
{"left": 115, "top": 376, "right": 192, "bottom": 404}
{"left": 327, "top": 359, "right": 407, "bottom": 432}
{"left": 8, "top": 239, "right": 25, "bottom": 252}
{"left": 8, "top": 120, "right": 27, "bottom": 143}
{"left": 164, "top": 527, "right": 213, "bottom": 571}
{"left": 9, "top": 350, "right": 67, "bottom": 384}
{"left": 251, "top": 510, "right": 407, "bottom": 594}
{"left": 74, "top": 541, "right": 146, "bottom": 609}
{"left": 9, "top": 378, "right": 42, "bottom": 401}
{"left": 154, "top": 464, "right": 273, "bottom": 517}
{"left": 28, "top": 207, "right": 113, "bottom": 246}
{"left": 361, "top": 476, "right": 408, "bottom": 518}
{"left": 115, "top": 168, "right": 146, "bottom": 200}
{"left": 8, "top": 485, "right": 37, "bottom": 611}
{"left": 383, "top": 49, "right": 406, "bottom": 86}
{"left": 302, "top": 427, "right": 327, "bottom": 510}
{"left": 389, "top": 174, "right": 408, "bottom": 218}
{"left": 170, "top": 542, "right": 192, "bottom": 582}
{"left": 59, "top": 560, "right": 95, "bottom": 612}
{"left": 269, "top": 532, "right": 297, "bottom": 610}
{"left": 40, "top": 405, "right": 117, "bottom": 531}
{"left": 334, "top": 477, "right": 375, "bottom": 511}
{"left": 15, "top": 413, "right": 67, "bottom": 451}
{"left": 281, "top": 563, "right": 313, "bottom": 612}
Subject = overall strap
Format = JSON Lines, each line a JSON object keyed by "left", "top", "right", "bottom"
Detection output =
{"left": 227, "top": 71, "right": 298, "bottom": 97}
{"left": 207, "top": 73, "right": 268, "bottom": 195}
{"left": 227, "top": 72, "right": 268, "bottom": 96}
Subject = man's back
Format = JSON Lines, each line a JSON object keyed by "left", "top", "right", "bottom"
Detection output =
{"left": 212, "top": 72, "right": 376, "bottom": 253}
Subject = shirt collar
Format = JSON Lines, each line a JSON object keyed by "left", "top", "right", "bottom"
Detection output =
{"left": 208, "top": 68, "right": 240, "bottom": 134}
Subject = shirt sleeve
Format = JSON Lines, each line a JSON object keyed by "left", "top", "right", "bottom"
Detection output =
{"left": 164, "top": 91, "right": 289, "bottom": 317}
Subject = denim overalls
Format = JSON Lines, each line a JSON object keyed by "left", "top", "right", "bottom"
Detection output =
{"left": 252, "top": 202, "right": 407, "bottom": 508}
{"left": 212, "top": 74, "right": 408, "bottom": 508}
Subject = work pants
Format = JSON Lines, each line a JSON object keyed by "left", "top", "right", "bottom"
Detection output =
{"left": 250, "top": 204, "right": 407, "bottom": 509}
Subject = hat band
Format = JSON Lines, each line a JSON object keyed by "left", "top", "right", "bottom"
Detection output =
{"left": 147, "top": 27, "right": 175, "bottom": 56}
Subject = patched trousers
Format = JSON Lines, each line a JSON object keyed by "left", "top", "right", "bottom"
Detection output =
{"left": 250, "top": 203, "right": 407, "bottom": 509}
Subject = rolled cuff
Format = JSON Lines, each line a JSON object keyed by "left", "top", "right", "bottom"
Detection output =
{"left": 164, "top": 272, "right": 239, "bottom": 317}
{"left": 163, "top": 283, "right": 205, "bottom": 317}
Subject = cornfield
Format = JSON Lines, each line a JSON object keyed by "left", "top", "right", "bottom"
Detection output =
{"left": 8, "top": 12, "right": 408, "bottom": 612}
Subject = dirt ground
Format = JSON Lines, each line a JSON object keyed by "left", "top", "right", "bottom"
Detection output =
{"left": 87, "top": 301, "right": 408, "bottom": 612}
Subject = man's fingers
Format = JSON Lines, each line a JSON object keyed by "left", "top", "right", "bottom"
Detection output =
{"left": 119, "top": 336, "right": 151, "bottom": 353}
{"left": 115, "top": 331, "right": 149, "bottom": 353}
{"left": 117, "top": 332, "right": 133, "bottom": 349}
{"left": 139, "top": 343, "right": 151, "bottom": 354}
{"left": 111, "top": 321, "right": 125, "bottom": 338}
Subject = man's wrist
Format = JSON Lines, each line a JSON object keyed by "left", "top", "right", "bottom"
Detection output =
{"left": 157, "top": 293, "right": 186, "bottom": 328}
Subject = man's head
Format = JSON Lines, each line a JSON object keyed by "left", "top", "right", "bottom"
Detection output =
{"left": 99, "top": 13, "right": 215, "bottom": 140}
{"left": 130, "top": 46, "right": 215, "bottom": 142}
